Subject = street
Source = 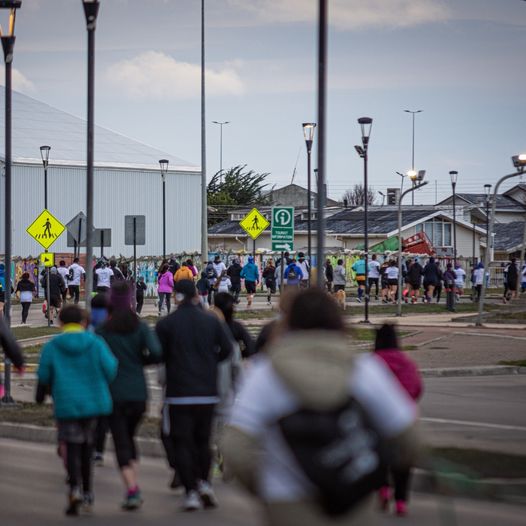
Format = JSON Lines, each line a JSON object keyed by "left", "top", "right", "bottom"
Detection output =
{"left": 420, "top": 376, "right": 526, "bottom": 455}
{"left": 0, "top": 438, "right": 525, "bottom": 525}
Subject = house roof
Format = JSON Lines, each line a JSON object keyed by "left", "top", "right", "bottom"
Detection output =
{"left": 437, "top": 193, "right": 526, "bottom": 211}
{"left": 493, "top": 221, "right": 526, "bottom": 253}
{"left": 0, "top": 87, "right": 197, "bottom": 172}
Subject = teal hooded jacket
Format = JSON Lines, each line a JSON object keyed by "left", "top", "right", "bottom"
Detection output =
{"left": 38, "top": 327, "right": 118, "bottom": 420}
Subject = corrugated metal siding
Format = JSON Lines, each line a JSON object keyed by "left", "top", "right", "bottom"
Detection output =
{"left": 7, "top": 163, "right": 201, "bottom": 257}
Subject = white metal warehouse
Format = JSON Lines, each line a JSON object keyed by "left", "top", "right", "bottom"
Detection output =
{"left": 0, "top": 87, "right": 202, "bottom": 258}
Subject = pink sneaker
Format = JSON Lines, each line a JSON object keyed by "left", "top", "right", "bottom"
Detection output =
{"left": 378, "top": 486, "right": 390, "bottom": 511}
{"left": 395, "top": 500, "right": 407, "bottom": 516}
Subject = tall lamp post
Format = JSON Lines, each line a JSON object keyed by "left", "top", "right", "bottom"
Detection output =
{"left": 355, "top": 116, "right": 373, "bottom": 323}
{"left": 212, "top": 120, "right": 229, "bottom": 183}
{"left": 200, "top": 0, "right": 208, "bottom": 266}
{"left": 484, "top": 184, "right": 491, "bottom": 252}
{"left": 40, "top": 145, "right": 52, "bottom": 328}
{"left": 82, "top": 0, "right": 100, "bottom": 307}
{"left": 404, "top": 109, "right": 423, "bottom": 205}
{"left": 159, "top": 159, "right": 168, "bottom": 259}
{"left": 450, "top": 171, "right": 458, "bottom": 266}
{"left": 397, "top": 172, "right": 428, "bottom": 317}
{"left": 1, "top": 0, "right": 21, "bottom": 405}
{"left": 477, "top": 155, "right": 526, "bottom": 326}
{"left": 302, "top": 122, "right": 316, "bottom": 280}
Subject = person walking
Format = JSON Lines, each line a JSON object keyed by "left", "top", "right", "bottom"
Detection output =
{"left": 352, "top": 255, "right": 367, "bottom": 303}
{"left": 57, "top": 260, "right": 70, "bottom": 303}
{"left": 94, "top": 260, "right": 113, "bottom": 294}
{"left": 110, "top": 259, "right": 125, "bottom": 281}
{"left": 504, "top": 258, "right": 519, "bottom": 303}
{"left": 135, "top": 276, "right": 147, "bottom": 315}
{"left": 240, "top": 256, "right": 259, "bottom": 308}
{"left": 385, "top": 260, "right": 399, "bottom": 303}
{"left": 405, "top": 257, "right": 423, "bottom": 304}
{"left": 36, "top": 305, "right": 117, "bottom": 516}
{"left": 227, "top": 258, "right": 242, "bottom": 304}
{"left": 422, "top": 257, "right": 440, "bottom": 304}
{"left": 454, "top": 263, "right": 466, "bottom": 300}
{"left": 216, "top": 271, "right": 232, "bottom": 294}
{"left": 16, "top": 272, "right": 36, "bottom": 324}
{"left": 297, "top": 253, "right": 310, "bottom": 288}
{"left": 196, "top": 271, "right": 212, "bottom": 308}
{"left": 333, "top": 258, "right": 346, "bottom": 294}
{"left": 324, "top": 259, "right": 334, "bottom": 293}
{"left": 284, "top": 258, "right": 303, "bottom": 290}
{"left": 212, "top": 255, "right": 227, "bottom": 283}
{"left": 472, "top": 262, "right": 485, "bottom": 302}
{"left": 368, "top": 254, "right": 381, "bottom": 301}
{"left": 97, "top": 283, "right": 162, "bottom": 510}
{"left": 374, "top": 324, "right": 423, "bottom": 516}
{"left": 42, "top": 267, "right": 66, "bottom": 324}
{"left": 67, "top": 258, "right": 85, "bottom": 305}
{"left": 175, "top": 262, "right": 195, "bottom": 282}
{"left": 157, "top": 263, "right": 174, "bottom": 316}
{"left": 262, "top": 259, "right": 277, "bottom": 305}
{"left": 156, "top": 280, "right": 232, "bottom": 511}
{"left": 223, "top": 289, "right": 419, "bottom": 526}
{"left": 204, "top": 260, "right": 218, "bottom": 305}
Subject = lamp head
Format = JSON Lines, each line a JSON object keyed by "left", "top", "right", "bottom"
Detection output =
{"left": 0, "top": 1, "right": 21, "bottom": 40}
{"left": 159, "top": 159, "right": 169, "bottom": 180}
{"left": 354, "top": 145, "right": 365, "bottom": 158}
{"left": 82, "top": 0, "right": 100, "bottom": 30}
{"left": 484, "top": 184, "right": 492, "bottom": 198}
{"left": 40, "top": 145, "right": 51, "bottom": 166}
{"left": 357, "top": 117, "right": 372, "bottom": 146}
{"left": 407, "top": 170, "right": 418, "bottom": 182}
{"left": 449, "top": 170, "right": 458, "bottom": 185}
{"left": 512, "top": 154, "right": 526, "bottom": 172}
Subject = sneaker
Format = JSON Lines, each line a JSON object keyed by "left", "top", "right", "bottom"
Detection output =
{"left": 197, "top": 480, "right": 217, "bottom": 508}
{"left": 395, "top": 500, "right": 407, "bottom": 516}
{"left": 183, "top": 490, "right": 202, "bottom": 512}
{"left": 81, "top": 493, "right": 94, "bottom": 514}
{"left": 93, "top": 452, "right": 104, "bottom": 467}
{"left": 122, "top": 488, "right": 143, "bottom": 511}
{"left": 65, "top": 488, "right": 82, "bottom": 516}
{"left": 356, "top": 297, "right": 362, "bottom": 303}
{"left": 378, "top": 486, "right": 390, "bottom": 512}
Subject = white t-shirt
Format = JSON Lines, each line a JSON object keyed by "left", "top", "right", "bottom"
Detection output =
{"left": 213, "top": 261, "right": 227, "bottom": 278}
{"left": 473, "top": 268, "right": 484, "bottom": 286}
{"left": 368, "top": 260, "right": 381, "bottom": 279}
{"left": 385, "top": 266, "right": 399, "bottom": 280}
{"left": 68, "top": 263, "right": 85, "bottom": 286}
{"left": 20, "top": 291, "right": 33, "bottom": 303}
{"left": 57, "top": 266, "right": 69, "bottom": 286}
{"left": 95, "top": 267, "right": 113, "bottom": 288}
{"left": 229, "top": 354, "right": 416, "bottom": 502}
{"left": 297, "top": 261, "right": 310, "bottom": 281}
{"left": 454, "top": 267, "right": 466, "bottom": 287}
{"left": 217, "top": 277, "right": 232, "bottom": 293}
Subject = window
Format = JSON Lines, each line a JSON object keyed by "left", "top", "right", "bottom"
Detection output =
{"left": 415, "top": 219, "right": 452, "bottom": 247}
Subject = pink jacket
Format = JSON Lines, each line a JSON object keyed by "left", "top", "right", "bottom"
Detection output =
{"left": 158, "top": 271, "right": 174, "bottom": 293}
{"left": 375, "top": 349, "right": 423, "bottom": 401}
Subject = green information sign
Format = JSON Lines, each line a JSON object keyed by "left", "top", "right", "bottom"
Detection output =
{"left": 271, "top": 206, "right": 294, "bottom": 251}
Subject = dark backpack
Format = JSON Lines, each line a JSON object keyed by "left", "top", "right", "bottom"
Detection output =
{"left": 287, "top": 266, "right": 298, "bottom": 281}
{"left": 206, "top": 266, "right": 216, "bottom": 280}
{"left": 68, "top": 268, "right": 74, "bottom": 281}
{"left": 278, "top": 397, "right": 387, "bottom": 517}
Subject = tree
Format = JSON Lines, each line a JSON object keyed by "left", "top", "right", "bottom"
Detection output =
{"left": 207, "top": 165, "right": 271, "bottom": 225}
{"left": 341, "top": 184, "right": 376, "bottom": 206}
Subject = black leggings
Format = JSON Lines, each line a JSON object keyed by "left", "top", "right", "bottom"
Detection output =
{"left": 94, "top": 416, "right": 109, "bottom": 454}
{"left": 21, "top": 302, "right": 31, "bottom": 323}
{"left": 66, "top": 442, "right": 93, "bottom": 494}
{"left": 382, "top": 466, "right": 412, "bottom": 501}
{"left": 166, "top": 404, "right": 215, "bottom": 493}
{"left": 158, "top": 292, "right": 171, "bottom": 313}
{"left": 109, "top": 401, "right": 146, "bottom": 468}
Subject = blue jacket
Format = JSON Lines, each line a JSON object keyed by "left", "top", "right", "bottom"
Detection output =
{"left": 240, "top": 262, "right": 259, "bottom": 283}
{"left": 38, "top": 327, "right": 118, "bottom": 420}
{"left": 284, "top": 263, "right": 303, "bottom": 285}
{"left": 352, "top": 259, "right": 366, "bottom": 275}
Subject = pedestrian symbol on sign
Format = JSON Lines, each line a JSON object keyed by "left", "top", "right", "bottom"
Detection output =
{"left": 239, "top": 208, "right": 270, "bottom": 240}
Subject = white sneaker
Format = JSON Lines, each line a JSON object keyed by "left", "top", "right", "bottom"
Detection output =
{"left": 182, "top": 490, "right": 202, "bottom": 512}
{"left": 197, "top": 480, "right": 217, "bottom": 508}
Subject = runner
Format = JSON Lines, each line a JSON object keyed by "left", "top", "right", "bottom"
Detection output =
{"left": 57, "top": 261, "right": 69, "bottom": 303}
{"left": 157, "top": 263, "right": 174, "bottom": 316}
{"left": 15, "top": 272, "right": 35, "bottom": 324}
{"left": 352, "top": 255, "right": 366, "bottom": 303}
{"left": 405, "top": 257, "right": 423, "bottom": 304}
{"left": 262, "top": 259, "right": 277, "bottom": 305}
{"left": 67, "top": 258, "right": 85, "bottom": 305}
{"left": 385, "top": 260, "right": 399, "bottom": 303}
{"left": 94, "top": 260, "right": 113, "bottom": 294}
{"left": 240, "top": 256, "right": 259, "bottom": 308}
{"left": 454, "top": 263, "right": 466, "bottom": 301}
{"left": 227, "top": 258, "right": 242, "bottom": 304}
{"left": 367, "top": 254, "right": 381, "bottom": 301}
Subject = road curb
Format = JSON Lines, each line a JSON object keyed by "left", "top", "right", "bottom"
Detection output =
{"left": 421, "top": 365, "right": 526, "bottom": 378}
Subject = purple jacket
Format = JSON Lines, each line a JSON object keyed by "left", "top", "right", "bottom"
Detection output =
{"left": 158, "top": 271, "right": 174, "bottom": 293}
{"left": 375, "top": 348, "right": 423, "bottom": 401}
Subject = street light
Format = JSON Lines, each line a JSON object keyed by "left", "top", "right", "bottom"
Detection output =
{"left": 159, "top": 159, "right": 169, "bottom": 259}
{"left": 449, "top": 170, "right": 458, "bottom": 266}
{"left": 39, "top": 146, "right": 52, "bottom": 328}
{"left": 82, "top": 0, "right": 100, "bottom": 308}
{"left": 212, "top": 120, "right": 229, "bottom": 183}
{"left": 1, "top": 0, "right": 21, "bottom": 405}
{"left": 355, "top": 116, "right": 373, "bottom": 323}
{"left": 302, "top": 122, "right": 316, "bottom": 281}
{"left": 476, "top": 155, "right": 526, "bottom": 326}
{"left": 484, "top": 183, "right": 491, "bottom": 258}
{"left": 404, "top": 109, "right": 423, "bottom": 205}
{"left": 40, "top": 145, "right": 50, "bottom": 208}
{"left": 397, "top": 170, "right": 428, "bottom": 317}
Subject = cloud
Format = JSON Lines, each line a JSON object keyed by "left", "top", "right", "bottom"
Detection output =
{"left": 0, "top": 67, "right": 36, "bottom": 93}
{"left": 226, "top": 0, "right": 452, "bottom": 30}
{"left": 106, "top": 51, "right": 245, "bottom": 100}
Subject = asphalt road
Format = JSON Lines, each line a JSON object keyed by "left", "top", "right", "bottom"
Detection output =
{"left": 420, "top": 375, "right": 526, "bottom": 455}
{"left": 0, "top": 438, "right": 525, "bottom": 526}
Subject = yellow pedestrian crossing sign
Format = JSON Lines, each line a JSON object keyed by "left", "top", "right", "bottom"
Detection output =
{"left": 239, "top": 208, "right": 270, "bottom": 240}
{"left": 27, "top": 209, "right": 65, "bottom": 250}
{"left": 40, "top": 252, "right": 55, "bottom": 268}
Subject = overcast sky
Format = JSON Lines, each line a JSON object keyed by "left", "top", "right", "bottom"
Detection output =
{"left": 5, "top": 0, "right": 526, "bottom": 203}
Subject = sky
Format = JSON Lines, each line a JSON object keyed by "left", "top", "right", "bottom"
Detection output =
{"left": 4, "top": 0, "right": 526, "bottom": 204}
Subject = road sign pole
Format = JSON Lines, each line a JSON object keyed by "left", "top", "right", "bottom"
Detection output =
{"left": 100, "top": 230, "right": 104, "bottom": 259}
{"left": 133, "top": 217, "right": 137, "bottom": 285}
{"left": 45, "top": 251, "right": 51, "bottom": 327}
{"left": 280, "top": 251, "right": 284, "bottom": 295}
{"left": 77, "top": 218, "right": 82, "bottom": 259}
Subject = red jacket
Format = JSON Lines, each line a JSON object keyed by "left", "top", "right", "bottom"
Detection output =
{"left": 375, "top": 348, "right": 423, "bottom": 401}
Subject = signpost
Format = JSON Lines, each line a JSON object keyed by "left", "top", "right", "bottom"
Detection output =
{"left": 272, "top": 207, "right": 294, "bottom": 294}
{"left": 125, "top": 215, "right": 146, "bottom": 282}
{"left": 27, "top": 209, "right": 65, "bottom": 327}
{"left": 239, "top": 208, "right": 270, "bottom": 254}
